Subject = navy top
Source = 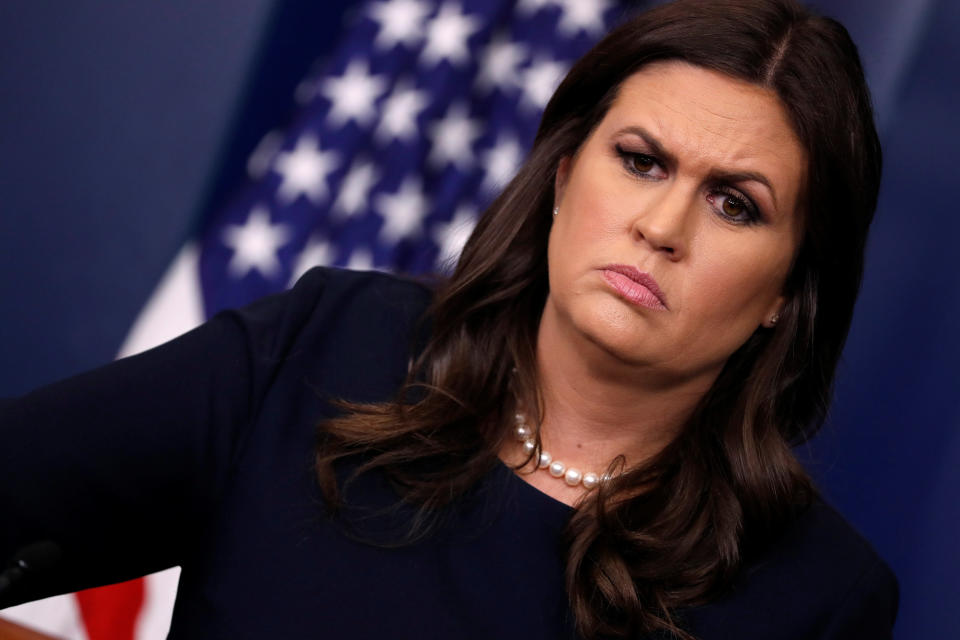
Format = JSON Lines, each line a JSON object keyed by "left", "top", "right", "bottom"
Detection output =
{"left": 0, "top": 267, "right": 898, "bottom": 639}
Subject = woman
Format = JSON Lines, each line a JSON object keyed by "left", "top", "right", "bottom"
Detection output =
{"left": 1, "top": 0, "right": 896, "bottom": 638}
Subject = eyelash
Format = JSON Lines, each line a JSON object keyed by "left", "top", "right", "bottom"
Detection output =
{"left": 614, "top": 145, "right": 764, "bottom": 226}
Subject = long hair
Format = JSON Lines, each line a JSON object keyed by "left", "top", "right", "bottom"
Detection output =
{"left": 316, "top": 0, "right": 881, "bottom": 637}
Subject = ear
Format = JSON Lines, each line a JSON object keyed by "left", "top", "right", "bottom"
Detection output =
{"left": 761, "top": 295, "right": 787, "bottom": 329}
{"left": 554, "top": 156, "right": 571, "bottom": 208}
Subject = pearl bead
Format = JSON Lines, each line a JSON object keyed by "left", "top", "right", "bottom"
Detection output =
{"left": 564, "top": 468, "right": 583, "bottom": 486}
{"left": 582, "top": 472, "right": 599, "bottom": 489}
{"left": 512, "top": 407, "right": 611, "bottom": 490}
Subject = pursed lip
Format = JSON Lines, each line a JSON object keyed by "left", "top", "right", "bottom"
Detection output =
{"left": 599, "top": 264, "right": 668, "bottom": 310}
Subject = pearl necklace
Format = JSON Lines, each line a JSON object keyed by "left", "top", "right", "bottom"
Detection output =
{"left": 513, "top": 413, "right": 605, "bottom": 489}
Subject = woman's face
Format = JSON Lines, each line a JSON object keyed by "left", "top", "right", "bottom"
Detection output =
{"left": 547, "top": 60, "right": 806, "bottom": 382}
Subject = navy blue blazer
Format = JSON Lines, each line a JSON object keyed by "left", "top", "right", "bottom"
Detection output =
{"left": 0, "top": 267, "right": 897, "bottom": 638}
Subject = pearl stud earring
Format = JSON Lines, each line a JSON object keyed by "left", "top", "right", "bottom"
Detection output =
{"left": 552, "top": 206, "right": 559, "bottom": 217}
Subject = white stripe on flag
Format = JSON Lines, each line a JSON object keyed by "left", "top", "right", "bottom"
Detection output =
{"left": 1, "top": 594, "right": 87, "bottom": 639}
{"left": 118, "top": 242, "right": 205, "bottom": 358}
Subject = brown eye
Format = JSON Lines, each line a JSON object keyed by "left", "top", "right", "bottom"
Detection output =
{"left": 710, "top": 188, "right": 761, "bottom": 225}
{"left": 616, "top": 145, "right": 666, "bottom": 179}
{"left": 631, "top": 154, "right": 655, "bottom": 173}
{"left": 721, "top": 195, "right": 746, "bottom": 217}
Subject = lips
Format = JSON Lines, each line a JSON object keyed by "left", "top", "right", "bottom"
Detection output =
{"left": 600, "top": 264, "right": 668, "bottom": 310}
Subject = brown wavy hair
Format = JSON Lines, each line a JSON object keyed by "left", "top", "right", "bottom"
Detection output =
{"left": 315, "top": 0, "right": 881, "bottom": 637}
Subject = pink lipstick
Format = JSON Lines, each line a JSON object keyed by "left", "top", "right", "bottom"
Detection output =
{"left": 600, "top": 265, "right": 668, "bottom": 310}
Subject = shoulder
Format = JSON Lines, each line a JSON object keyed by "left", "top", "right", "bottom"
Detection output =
{"left": 682, "top": 498, "right": 899, "bottom": 640}
{"left": 227, "top": 267, "right": 436, "bottom": 403}
{"left": 297, "top": 265, "right": 435, "bottom": 306}
{"left": 246, "top": 266, "right": 434, "bottom": 325}
{"left": 228, "top": 267, "right": 434, "bottom": 355}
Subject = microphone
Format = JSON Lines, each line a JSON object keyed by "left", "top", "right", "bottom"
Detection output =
{"left": 0, "top": 541, "right": 62, "bottom": 597}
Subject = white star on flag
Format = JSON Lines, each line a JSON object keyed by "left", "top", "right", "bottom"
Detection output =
{"left": 427, "top": 102, "right": 483, "bottom": 170}
{"left": 556, "top": 0, "right": 612, "bottom": 37}
{"left": 368, "top": 0, "right": 432, "bottom": 50}
{"left": 481, "top": 135, "right": 524, "bottom": 194}
{"left": 516, "top": 0, "right": 559, "bottom": 16}
{"left": 521, "top": 58, "right": 569, "bottom": 111}
{"left": 476, "top": 36, "right": 529, "bottom": 94}
{"left": 222, "top": 206, "right": 292, "bottom": 279}
{"left": 333, "top": 160, "right": 380, "bottom": 218}
{"left": 273, "top": 134, "right": 340, "bottom": 204}
{"left": 374, "top": 79, "right": 430, "bottom": 144}
{"left": 346, "top": 248, "right": 375, "bottom": 271}
{"left": 246, "top": 129, "right": 283, "bottom": 179}
{"left": 293, "top": 72, "right": 323, "bottom": 105}
{"left": 433, "top": 205, "right": 478, "bottom": 268}
{"left": 289, "top": 234, "right": 335, "bottom": 285}
{"left": 420, "top": 2, "right": 483, "bottom": 67}
{"left": 375, "top": 177, "right": 429, "bottom": 242}
{"left": 320, "top": 59, "right": 389, "bottom": 127}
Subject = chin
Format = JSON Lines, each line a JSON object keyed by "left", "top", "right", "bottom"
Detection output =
{"left": 570, "top": 302, "right": 657, "bottom": 366}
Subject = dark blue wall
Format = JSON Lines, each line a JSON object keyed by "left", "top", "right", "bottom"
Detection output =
{"left": 809, "top": 1, "right": 960, "bottom": 635}
{"left": 1, "top": 1, "right": 957, "bottom": 637}
{"left": 0, "top": 0, "right": 274, "bottom": 395}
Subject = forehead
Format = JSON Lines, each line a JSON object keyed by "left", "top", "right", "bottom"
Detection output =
{"left": 598, "top": 61, "right": 806, "bottom": 212}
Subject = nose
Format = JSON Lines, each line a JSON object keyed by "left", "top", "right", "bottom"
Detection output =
{"left": 631, "top": 180, "right": 694, "bottom": 259}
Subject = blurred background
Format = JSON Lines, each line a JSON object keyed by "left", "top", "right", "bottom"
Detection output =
{"left": 1, "top": 0, "right": 957, "bottom": 638}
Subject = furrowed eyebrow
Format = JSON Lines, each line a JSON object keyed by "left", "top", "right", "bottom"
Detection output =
{"left": 614, "top": 126, "right": 779, "bottom": 210}
{"left": 615, "top": 126, "right": 677, "bottom": 168}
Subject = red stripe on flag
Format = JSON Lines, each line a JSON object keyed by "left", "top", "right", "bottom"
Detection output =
{"left": 75, "top": 578, "right": 145, "bottom": 640}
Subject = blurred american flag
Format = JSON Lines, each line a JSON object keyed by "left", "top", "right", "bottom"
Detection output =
{"left": 199, "top": 0, "right": 623, "bottom": 315}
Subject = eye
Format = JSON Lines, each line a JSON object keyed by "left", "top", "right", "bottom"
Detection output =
{"left": 708, "top": 187, "right": 762, "bottom": 225}
{"left": 616, "top": 144, "right": 666, "bottom": 179}
{"left": 629, "top": 154, "right": 656, "bottom": 173}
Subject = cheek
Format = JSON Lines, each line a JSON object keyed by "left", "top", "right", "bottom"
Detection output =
{"left": 549, "top": 207, "right": 620, "bottom": 278}
{"left": 689, "top": 246, "right": 790, "bottom": 325}
{"left": 560, "top": 162, "right": 632, "bottom": 232}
